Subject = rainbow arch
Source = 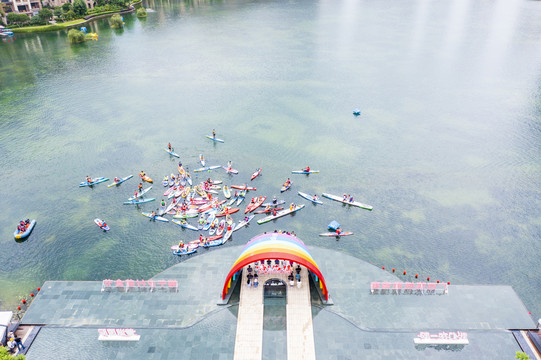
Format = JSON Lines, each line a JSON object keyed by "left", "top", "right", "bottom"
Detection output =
{"left": 222, "top": 233, "right": 328, "bottom": 300}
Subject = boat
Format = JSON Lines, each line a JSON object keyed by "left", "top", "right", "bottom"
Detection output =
{"left": 164, "top": 201, "right": 177, "bottom": 214}
{"left": 206, "top": 135, "right": 224, "bottom": 143}
{"left": 280, "top": 182, "right": 292, "bottom": 192}
{"left": 216, "top": 220, "right": 226, "bottom": 236}
{"left": 168, "top": 175, "right": 176, "bottom": 187}
{"left": 223, "top": 166, "right": 239, "bottom": 174}
{"left": 227, "top": 196, "right": 237, "bottom": 206}
{"left": 200, "top": 154, "right": 205, "bottom": 166}
{"left": 172, "top": 247, "right": 197, "bottom": 256}
{"left": 203, "top": 213, "right": 216, "bottom": 231}
{"left": 177, "top": 165, "right": 186, "bottom": 176}
{"left": 186, "top": 174, "right": 193, "bottom": 186}
{"left": 172, "top": 219, "right": 198, "bottom": 231}
{"left": 201, "top": 237, "right": 227, "bottom": 248}
{"left": 94, "top": 218, "right": 110, "bottom": 231}
{"left": 230, "top": 185, "right": 256, "bottom": 191}
{"left": 123, "top": 198, "right": 156, "bottom": 205}
{"left": 141, "top": 212, "right": 169, "bottom": 222}
{"left": 173, "top": 209, "right": 199, "bottom": 219}
{"left": 297, "top": 191, "right": 323, "bottom": 205}
{"left": 216, "top": 208, "right": 239, "bottom": 217}
{"left": 164, "top": 148, "right": 180, "bottom": 158}
{"left": 244, "top": 196, "right": 266, "bottom": 213}
{"left": 129, "top": 186, "right": 152, "bottom": 200}
{"left": 107, "top": 175, "right": 133, "bottom": 187}
{"left": 291, "top": 170, "right": 320, "bottom": 175}
{"left": 14, "top": 219, "right": 36, "bottom": 239}
{"left": 321, "top": 193, "right": 373, "bottom": 211}
{"left": 319, "top": 232, "right": 354, "bottom": 237}
{"left": 139, "top": 174, "right": 153, "bottom": 183}
{"left": 262, "top": 200, "right": 285, "bottom": 207}
{"left": 255, "top": 207, "right": 283, "bottom": 214}
{"left": 257, "top": 204, "right": 305, "bottom": 224}
{"left": 353, "top": 108, "right": 361, "bottom": 116}
{"left": 234, "top": 215, "right": 254, "bottom": 231}
{"left": 79, "top": 177, "right": 109, "bottom": 187}
{"left": 223, "top": 185, "right": 231, "bottom": 199}
{"left": 208, "top": 219, "right": 219, "bottom": 235}
{"left": 251, "top": 168, "right": 262, "bottom": 181}
{"left": 236, "top": 190, "right": 246, "bottom": 205}
{"left": 222, "top": 223, "right": 236, "bottom": 242}
{"left": 207, "top": 180, "right": 222, "bottom": 185}
{"left": 194, "top": 165, "right": 221, "bottom": 172}
{"left": 162, "top": 176, "right": 169, "bottom": 187}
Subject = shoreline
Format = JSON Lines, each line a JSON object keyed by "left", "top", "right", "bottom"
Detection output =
{"left": 11, "top": 0, "right": 142, "bottom": 34}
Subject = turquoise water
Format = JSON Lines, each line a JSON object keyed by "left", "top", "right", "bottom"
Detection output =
{"left": 1, "top": 0, "right": 540, "bottom": 321}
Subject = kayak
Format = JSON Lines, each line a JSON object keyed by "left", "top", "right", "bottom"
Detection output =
{"left": 216, "top": 208, "right": 240, "bottom": 217}
{"left": 230, "top": 185, "right": 256, "bottom": 191}
{"left": 107, "top": 175, "right": 133, "bottom": 187}
{"left": 281, "top": 182, "right": 292, "bottom": 192}
{"left": 186, "top": 175, "right": 193, "bottom": 186}
{"left": 254, "top": 207, "right": 284, "bottom": 214}
{"left": 178, "top": 165, "right": 186, "bottom": 176}
{"left": 79, "top": 177, "right": 109, "bottom": 187}
{"left": 14, "top": 219, "right": 36, "bottom": 239}
{"left": 129, "top": 186, "right": 152, "bottom": 200}
{"left": 162, "top": 177, "right": 169, "bottom": 187}
{"left": 168, "top": 175, "right": 176, "bottom": 187}
{"left": 216, "top": 220, "right": 226, "bottom": 236}
{"left": 172, "top": 247, "right": 197, "bottom": 256}
{"left": 173, "top": 210, "right": 199, "bottom": 219}
{"left": 245, "top": 196, "right": 266, "bottom": 213}
{"left": 251, "top": 168, "right": 262, "bottom": 181}
{"left": 164, "top": 148, "right": 180, "bottom": 158}
{"left": 222, "top": 223, "right": 236, "bottom": 242}
{"left": 319, "top": 232, "right": 354, "bottom": 237}
{"left": 201, "top": 237, "right": 227, "bottom": 248}
{"left": 291, "top": 170, "right": 320, "bottom": 174}
{"left": 209, "top": 219, "right": 219, "bottom": 235}
{"left": 255, "top": 207, "right": 283, "bottom": 214}
{"left": 139, "top": 174, "right": 153, "bottom": 183}
{"left": 94, "top": 218, "right": 110, "bottom": 231}
{"left": 158, "top": 203, "right": 167, "bottom": 216}
{"left": 257, "top": 204, "right": 305, "bottom": 224}
{"left": 321, "top": 193, "right": 373, "bottom": 211}
{"left": 227, "top": 196, "right": 237, "bottom": 206}
{"left": 206, "top": 135, "right": 224, "bottom": 143}
{"left": 141, "top": 212, "right": 169, "bottom": 222}
{"left": 234, "top": 215, "right": 254, "bottom": 231}
{"left": 223, "top": 185, "right": 231, "bottom": 199}
{"left": 298, "top": 191, "right": 323, "bottom": 205}
{"left": 200, "top": 154, "right": 205, "bottom": 166}
{"left": 172, "top": 219, "right": 198, "bottom": 231}
{"left": 262, "top": 200, "right": 285, "bottom": 207}
{"left": 223, "top": 166, "right": 239, "bottom": 174}
{"left": 208, "top": 180, "right": 222, "bottom": 185}
{"left": 236, "top": 190, "right": 246, "bottom": 205}
{"left": 124, "top": 198, "right": 156, "bottom": 205}
{"left": 203, "top": 213, "right": 216, "bottom": 231}
{"left": 194, "top": 165, "right": 221, "bottom": 172}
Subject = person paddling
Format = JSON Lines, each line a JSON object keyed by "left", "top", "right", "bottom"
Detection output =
{"left": 212, "top": 129, "right": 216, "bottom": 139}
{"left": 168, "top": 142, "right": 172, "bottom": 151}
{"left": 304, "top": 166, "right": 310, "bottom": 172}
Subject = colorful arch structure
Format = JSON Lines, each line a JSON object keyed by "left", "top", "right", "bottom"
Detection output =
{"left": 222, "top": 232, "right": 329, "bottom": 301}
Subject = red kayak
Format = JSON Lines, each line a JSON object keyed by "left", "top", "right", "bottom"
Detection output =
{"left": 254, "top": 207, "right": 284, "bottom": 214}
{"left": 251, "top": 168, "right": 262, "bottom": 181}
{"left": 245, "top": 196, "right": 266, "bottom": 214}
{"left": 231, "top": 185, "right": 257, "bottom": 191}
{"left": 216, "top": 208, "right": 240, "bottom": 217}
{"left": 198, "top": 200, "right": 226, "bottom": 213}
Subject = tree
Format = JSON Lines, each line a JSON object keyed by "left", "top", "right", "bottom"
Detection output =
{"left": 516, "top": 352, "right": 530, "bottom": 360}
{"left": 7, "top": 13, "right": 30, "bottom": 25}
{"left": 53, "top": 7, "right": 63, "bottom": 18}
{"left": 72, "top": 0, "right": 87, "bottom": 17}
{"left": 64, "top": 10, "right": 76, "bottom": 20}
{"left": 29, "top": 15, "right": 46, "bottom": 25}
{"left": 136, "top": 7, "right": 146, "bottom": 17}
{"left": 62, "top": 2, "right": 72, "bottom": 12}
{"left": 0, "top": 346, "right": 25, "bottom": 359}
{"left": 38, "top": 8, "right": 53, "bottom": 21}
{"left": 67, "top": 28, "right": 85, "bottom": 43}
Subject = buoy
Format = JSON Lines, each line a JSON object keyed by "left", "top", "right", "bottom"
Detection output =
{"left": 426, "top": 277, "right": 430, "bottom": 281}
{"left": 415, "top": 274, "right": 418, "bottom": 278}
{"left": 17, "top": 307, "right": 21, "bottom": 310}
{"left": 22, "top": 299, "right": 26, "bottom": 304}
{"left": 403, "top": 271, "right": 406, "bottom": 275}
{"left": 382, "top": 267, "right": 385, "bottom": 270}
{"left": 436, "top": 280, "right": 439, "bottom": 283}
{"left": 30, "top": 293, "right": 34, "bottom": 297}
{"left": 392, "top": 268, "right": 395, "bottom": 272}
{"left": 37, "top": 287, "right": 40, "bottom": 291}
{"left": 447, "top": 282, "right": 450, "bottom": 285}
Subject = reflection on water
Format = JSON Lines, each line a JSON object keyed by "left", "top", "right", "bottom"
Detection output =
{"left": 0, "top": 0, "right": 540, "bottom": 321}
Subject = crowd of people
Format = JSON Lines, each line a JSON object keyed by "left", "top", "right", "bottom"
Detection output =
{"left": 5, "top": 331, "right": 25, "bottom": 354}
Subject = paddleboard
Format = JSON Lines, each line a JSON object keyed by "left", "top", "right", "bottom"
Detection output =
{"left": 107, "top": 175, "right": 133, "bottom": 187}
{"left": 94, "top": 218, "right": 110, "bottom": 231}
{"left": 321, "top": 193, "right": 373, "bottom": 211}
{"left": 164, "top": 148, "right": 180, "bottom": 158}
{"left": 141, "top": 211, "right": 168, "bottom": 222}
{"left": 251, "top": 168, "right": 262, "bottom": 181}
{"left": 79, "top": 177, "right": 109, "bottom": 187}
{"left": 319, "top": 232, "right": 354, "bottom": 237}
{"left": 194, "top": 165, "right": 222, "bottom": 172}
{"left": 206, "top": 135, "right": 224, "bottom": 143}
{"left": 291, "top": 170, "right": 320, "bottom": 174}
{"left": 297, "top": 191, "right": 323, "bottom": 205}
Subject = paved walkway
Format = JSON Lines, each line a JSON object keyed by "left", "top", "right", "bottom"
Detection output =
{"left": 233, "top": 264, "right": 316, "bottom": 360}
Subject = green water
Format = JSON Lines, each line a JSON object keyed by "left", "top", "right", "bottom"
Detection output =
{"left": 1, "top": 0, "right": 540, "bottom": 320}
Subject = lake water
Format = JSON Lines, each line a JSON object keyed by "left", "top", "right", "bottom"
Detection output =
{"left": 1, "top": 0, "right": 540, "bottom": 319}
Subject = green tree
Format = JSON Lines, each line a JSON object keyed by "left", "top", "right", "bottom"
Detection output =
{"left": 7, "top": 13, "right": 30, "bottom": 25}
{"left": 38, "top": 8, "right": 53, "bottom": 21}
{"left": 62, "top": 2, "right": 72, "bottom": 12}
{"left": 64, "top": 10, "right": 76, "bottom": 20}
{"left": 109, "top": 13, "right": 123, "bottom": 28}
{"left": 95, "top": 0, "right": 106, "bottom": 7}
{"left": 29, "top": 15, "right": 46, "bottom": 25}
{"left": 516, "top": 352, "right": 530, "bottom": 360}
{"left": 0, "top": 346, "right": 25, "bottom": 359}
{"left": 53, "top": 7, "right": 63, "bottom": 18}
{"left": 67, "top": 28, "right": 85, "bottom": 43}
{"left": 72, "top": 0, "right": 87, "bottom": 17}
{"left": 136, "top": 7, "right": 146, "bottom": 17}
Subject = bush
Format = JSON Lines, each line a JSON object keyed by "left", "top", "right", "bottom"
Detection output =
{"left": 64, "top": 10, "right": 76, "bottom": 20}
{"left": 38, "top": 8, "right": 53, "bottom": 21}
{"left": 136, "top": 7, "right": 146, "bottom": 17}
{"left": 7, "top": 13, "right": 30, "bottom": 25}
{"left": 68, "top": 28, "right": 86, "bottom": 43}
{"left": 29, "top": 15, "right": 46, "bottom": 26}
{"left": 109, "top": 14, "right": 123, "bottom": 28}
